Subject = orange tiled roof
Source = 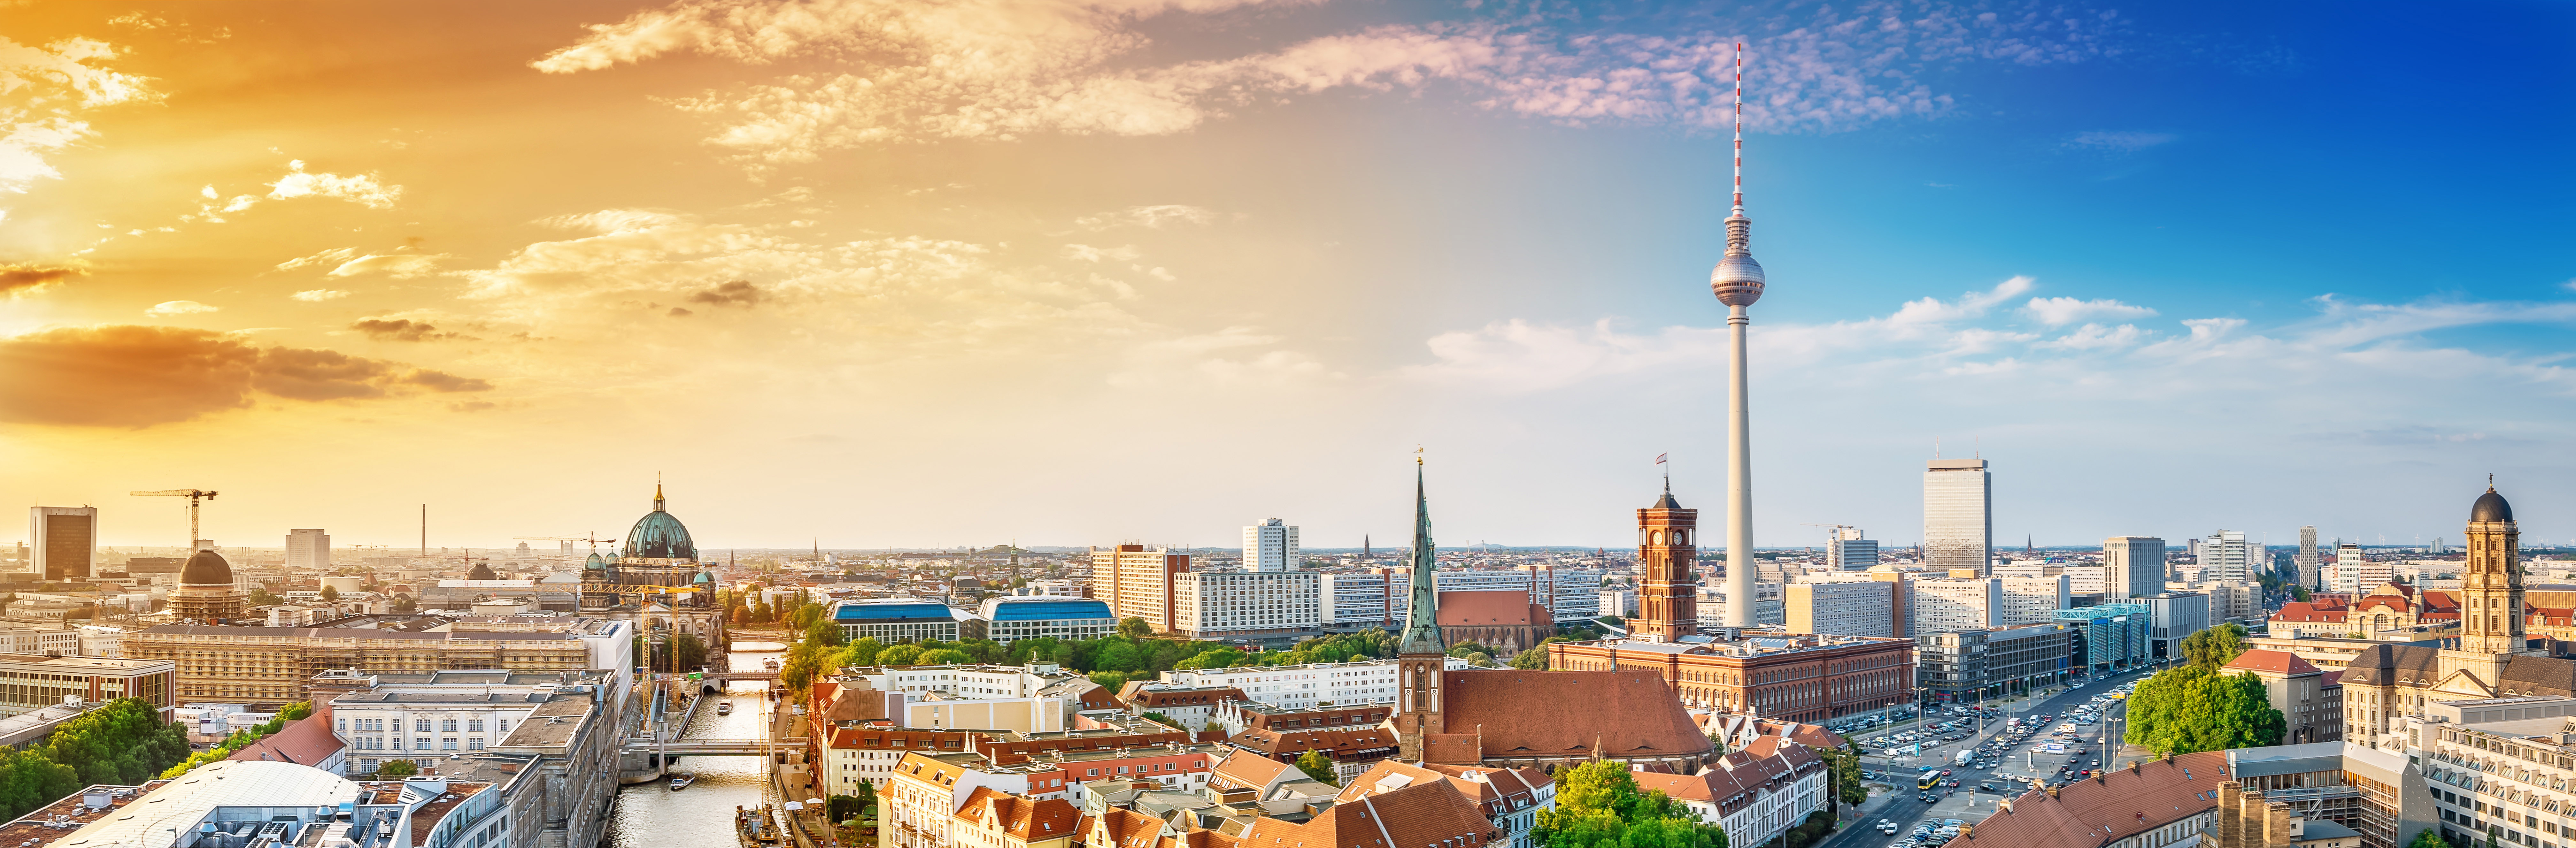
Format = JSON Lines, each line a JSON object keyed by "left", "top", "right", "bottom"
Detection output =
{"left": 1938, "top": 753, "right": 2232, "bottom": 848}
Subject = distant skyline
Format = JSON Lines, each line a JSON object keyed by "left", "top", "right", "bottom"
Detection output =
{"left": 3, "top": 1, "right": 2570, "bottom": 550}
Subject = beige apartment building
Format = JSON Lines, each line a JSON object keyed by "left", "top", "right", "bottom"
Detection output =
{"left": 1088, "top": 545, "right": 1189, "bottom": 633}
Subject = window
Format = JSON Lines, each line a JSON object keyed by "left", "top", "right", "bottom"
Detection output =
{"left": 469, "top": 719, "right": 485, "bottom": 732}
{"left": 442, "top": 719, "right": 459, "bottom": 732}
{"left": 416, "top": 719, "right": 432, "bottom": 732}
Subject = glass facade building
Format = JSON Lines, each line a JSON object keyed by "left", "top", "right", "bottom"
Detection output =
{"left": 1924, "top": 459, "right": 1991, "bottom": 575}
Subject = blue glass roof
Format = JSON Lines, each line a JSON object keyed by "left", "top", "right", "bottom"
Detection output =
{"left": 982, "top": 598, "right": 1114, "bottom": 622}
{"left": 833, "top": 601, "right": 962, "bottom": 623}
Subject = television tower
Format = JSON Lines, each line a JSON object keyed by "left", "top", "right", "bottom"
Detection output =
{"left": 1711, "top": 42, "right": 1767, "bottom": 630}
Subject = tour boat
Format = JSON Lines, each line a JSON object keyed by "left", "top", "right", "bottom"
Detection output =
{"left": 716, "top": 701, "right": 734, "bottom": 715}
{"left": 669, "top": 773, "right": 695, "bottom": 791}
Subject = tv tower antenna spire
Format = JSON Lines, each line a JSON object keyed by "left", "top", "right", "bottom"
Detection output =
{"left": 1732, "top": 41, "right": 1745, "bottom": 216}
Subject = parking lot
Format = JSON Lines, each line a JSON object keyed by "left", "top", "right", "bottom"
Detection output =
{"left": 1813, "top": 669, "right": 2150, "bottom": 848}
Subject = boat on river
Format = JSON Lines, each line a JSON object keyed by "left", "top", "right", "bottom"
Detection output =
{"left": 737, "top": 805, "right": 782, "bottom": 847}
{"left": 716, "top": 701, "right": 733, "bottom": 715}
{"left": 669, "top": 773, "right": 695, "bottom": 791}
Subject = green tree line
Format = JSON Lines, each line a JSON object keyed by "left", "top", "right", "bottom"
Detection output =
{"left": 1535, "top": 760, "right": 1726, "bottom": 848}
{"left": 2123, "top": 624, "right": 2285, "bottom": 756}
{"left": 0, "top": 698, "right": 199, "bottom": 822}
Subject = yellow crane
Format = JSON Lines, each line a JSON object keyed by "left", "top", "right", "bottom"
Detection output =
{"left": 130, "top": 489, "right": 218, "bottom": 551}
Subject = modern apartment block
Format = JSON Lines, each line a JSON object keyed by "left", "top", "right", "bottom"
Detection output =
{"left": 1784, "top": 578, "right": 1899, "bottom": 638}
{"left": 1090, "top": 544, "right": 1190, "bottom": 632}
{"left": 1911, "top": 577, "right": 2001, "bottom": 635}
{"left": 2200, "top": 530, "right": 2256, "bottom": 584}
{"left": 1243, "top": 518, "right": 1301, "bottom": 572}
{"left": 1924, "top": 459, "right": 1992, "bottom": 575}
{"left": 1998, "top": 575, "right": 2071, "bottom": 626}
{"left": 1171, "top": 570, "right": 1322, "bottom": 641}
{"left": 29, "top": 506, "right": 96, "bottom": 581}
{"left": 2103, "top": 536, "right": 2169, "bottom": 602}
{"left": 1826, "top": 527, "right": 1879, "bottom": 571}
{"left": 286, "top": 528, "right": 330, "bottom": 570}
{"left": 1320, "top": 572, "right": 1395, "bottom": 627}
{"left": 2146, "top": 592, "right": 2211, "bottom": 659}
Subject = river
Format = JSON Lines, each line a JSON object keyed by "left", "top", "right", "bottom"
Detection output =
{"left": 601, "top": 641, "right": 787, "bottom": 848}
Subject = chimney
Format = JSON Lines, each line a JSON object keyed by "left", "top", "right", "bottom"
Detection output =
{"left": 2263, "top": 804, "right": 2295, "bottom": 848}
{"left": 2216, "top": 782, "right": 2243, "bottom": 848}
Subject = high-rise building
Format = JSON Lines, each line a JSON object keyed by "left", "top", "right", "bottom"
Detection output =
{"left": 286, "top": 528, "right": 331, "bottom": 570}
{"left": 2296, "top": 526, "right": 2320, "bottom": 589}
{"left": 2103, "top": 536, "right": 2168, "bottom": 602}
{"left": 1785, "top": 578, "right": 1898, "bottom": 637}
{"left": 1826, "top": 527, "right": 1878, "bottom": 571}
{"left": 1998, "top": 575, "right": 2071, "bottom": 625}
{"left": 1924, "top": 459, "right": 1992, "bottom": 575}
{"left": 1633, "top": 483, "right": 1700, "bottom": 641}
{"left": 1242, "top": 518, "right": 1300, "bottom": 572}
{"left": 29, "top": 506, "right": 96, "bottom": 581}
{"left": 1171, "top": 570, "right": 1321, "bottom": 641}
{"left": 2199, "top": 530, "right": 2254, "bottom": 584}
{"left": 1089, "top": 545, "right": 1189, "bottom": 633}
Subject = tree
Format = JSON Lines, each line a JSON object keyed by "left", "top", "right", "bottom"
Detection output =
{"left": 1535, "top": 760, "right": 1726, "bottom": 848}
{"left": 2180, "top": 623, "right": 2251, "bottom": 670}
{"left": 920, "top": 648, "right": 972, "bottom": 665}
{"left": 1823, "top": 742, "right": 1868, "bottom": 811}
{"left": 673, "top": 633, "right": 709, "bottom": 670}
{"left": 246, "top": 587, "right": 283, "bottom": 606}
{"left": 841, "top": 637, "right": 885, "bottom": 667}
{"left": 877, "top": 644, "right": 924, "bottom": 667}
{"left": 376, "top": 759, "right": 419, "bottom": 778}
{"left": 2407, "top": 829, "right": 2451, "bottom": 848}
{"left": 1088, "top": 671, "right": 1130, "bottom": 691}
{"left": 1295, "top": 749, "right": 1338, "bottom": 785}
{"left": 1510, "top": 647, "right": 1549, "bottom": 670}
{"left": 319, "top": 585, "right": 340, "bottom": 602}
{"left": 1141, "top": 712, "right": 1177, "bottom": 727}
{"left": 390, "top": 593, "right": 417, "bottom": 613}
{"left": 2288, "top": 585, "right": 2311, "bottom": 602}
{"left": 1118, "top": 617, "right": 1154, "bottom": 638}
{"left": 2124, "top": 665, "right": 2284, "bottom": 755}
{"left": 805, "top": 617, "right": 846, "bottom": 649}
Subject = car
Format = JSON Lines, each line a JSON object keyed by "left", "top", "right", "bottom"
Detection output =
{"left": 1947, "top": 780, "right": 1961, "bottom": 787}
{"left": 1942, "top": 769, "right": 1953, "bottom": 775}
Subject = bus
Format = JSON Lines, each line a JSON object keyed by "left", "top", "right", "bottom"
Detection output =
{"left": 1918, "top": 773, "right": 1943, "bottom": 790}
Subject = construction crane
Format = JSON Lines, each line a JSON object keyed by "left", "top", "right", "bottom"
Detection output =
{"left": 515, "top": 534, "right": 619, "bottom": 556}
{"left": 130, "top": 489, "right": 218, "bottom": 551}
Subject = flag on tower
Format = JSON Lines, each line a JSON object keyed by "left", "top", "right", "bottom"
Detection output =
{"left": 1655, "top": 453, "right": 1668, "bottom": 465}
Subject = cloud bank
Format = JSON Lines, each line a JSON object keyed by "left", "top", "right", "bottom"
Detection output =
{"left": 0, "top": 325, "right": 491, "bottom": 426}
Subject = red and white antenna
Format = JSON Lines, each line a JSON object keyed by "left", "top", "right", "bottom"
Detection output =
{"left": 1731, "top": 41, "right": 1745, "bottom": 215}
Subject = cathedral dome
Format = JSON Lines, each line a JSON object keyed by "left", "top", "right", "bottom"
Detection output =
{"left": 180, "top": 550, "right": 233, "bottom": 585}
{"left": 584, "top": 552, "right": 607, "bottom": 570}
{"left": 2473, "top": 487, "right": 2514, "bottom": 523}
{"left": 624, "top": 484, "right": 698, "bottom": 561}
{"left": 468, "top": 562, "right": 498, "bottom": 581}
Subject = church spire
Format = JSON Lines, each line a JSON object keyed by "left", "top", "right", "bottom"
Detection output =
{"left": 1398, "top": 452, "right": 1445, "bottom": 656}
{"left": 653, "top": 472, "right": 667, "bottom": 513}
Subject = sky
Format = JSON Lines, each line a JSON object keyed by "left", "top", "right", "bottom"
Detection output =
{"left": 2, "top": 0, "right": 2572, "bottom": 554}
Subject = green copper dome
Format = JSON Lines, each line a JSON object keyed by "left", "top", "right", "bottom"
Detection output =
{"left": 583, "top": 552, "right": 607, "bottom": 570}
{"left": 623, "top": 484, "right": 698, "bottom": 561}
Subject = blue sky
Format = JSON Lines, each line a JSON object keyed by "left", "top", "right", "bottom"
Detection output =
{"left": 2, "top": 0, "right": 2569, "bottom": 551}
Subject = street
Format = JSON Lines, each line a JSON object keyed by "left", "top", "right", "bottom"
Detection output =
{"left": 1814, "top": 668, "right": 2150, "bottom": 848}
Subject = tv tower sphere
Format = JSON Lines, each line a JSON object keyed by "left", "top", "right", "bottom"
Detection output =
{"left": 1710, "top": 213, "right": 1766, "bottom": 307}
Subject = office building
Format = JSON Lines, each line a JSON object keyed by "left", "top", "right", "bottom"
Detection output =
{"left": 2220, "top": 650, "right": 2341, "bottom": 744}
{"left": 1924, "top": 459, "right": 1992, "bottom": 575}
{"left": 1342, "top": 566, "right": 1605, "bottom": 626}
{"left": 1826, "top": 527, "right": 1878, "bottom": 571}
{"left": 1169, "top": 569, "right": 1321, "bottom": 642}
{"left": 1785, "top": 579, "right": 1899, "bottom": 638}
{"left": 1243, "top": 518, "right": 1300, "bottom": 572}
{"left": 1915, "top": 623, "right": 2074, "bottom": 700}
{"left": 1598, "top": 586, "right": 1636, "bottom": 617}
{"left": 1998, "top": 575, "right": 2071, "bottom": 626}
{"left": 2297, "top": 525, "right": 2320, "bottom": 590}
{"left": 2404, "top": 697, "right": 2576, "bottom": 848}
{"left": 29, "top": 506, "right": 95, "bottom": 581}
{"left": 285, "top": 528, "right": 330, "bottom": 570}
{"left": 2052, "top": 603, "right": 2152, "bottom": 672}
{"left": 978, "top": 596, "right": 1117, "bottom": 644}
{"left": 2200, "top": 529, "right": 2256, "bottom": 584}
{"left": 2103, "top": 536, "right": 2168, "bottom": 602}
{"left": 324, "top": 668, "right": 619, "bottom": 773}
{"left": 125, "top": 616, "right": 632, "bottom": 704}
{"left": 1634, "top": 484, "right": 1701, "bottom": 639}
{"left": 1089, "top": 544, "right": 1189, "bottom": 633}
{"left": 2146, "top": 592, "right": 2210, "bottom": 660}
{"left": 1911, "top": 577, "right": 2001, "bottom": 635}
{"left": 1319, "top": 572, "right": 1394, "bottom": 627}
{"left": 1548, "top": 632, "right": 1915, "bottom": 722}
{"left": 1161, "top": 657, "right": 1468, "bottom": 710}
{"left": 0, "top": 653, "right": 174, "bottom": 719}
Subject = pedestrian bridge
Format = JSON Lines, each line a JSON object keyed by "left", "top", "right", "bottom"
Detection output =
{"left": 624, "top": 738, "right": 774, "bottom": 756}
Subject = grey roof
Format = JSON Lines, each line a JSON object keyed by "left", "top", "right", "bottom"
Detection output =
{"left": 2301, "top": 821, "right": 2361, "bottom": 840}
{"left": 2474, "top": 488, "right": 2514, "bottom": 523}
{"left": 494, "top": 694, "right": 594, "bottom": 749}
{"left": 139, "top": 624, "right": 580, "bottom": 641}
{"left": 2499, "top": 655, "right": 2576, "bottom": 695}
{"left": 2336, "top": 644, "right": 2441, "bottom": 687}
{"left": 2225, "top": 741, "right": 2348, "bottom": 779}
{"left": 331, "top": 692, "right": 550, "bottom": 706}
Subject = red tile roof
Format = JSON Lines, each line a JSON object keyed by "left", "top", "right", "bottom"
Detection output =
{"left": 1437, "top": 591, "right": 1544, "bottom": 627}
{"left": 1938, "top": 752, "right": 2232, "bottom": 848}
{"left": 226, "top": 714, "right": 344, "bottom": 768}
{"left": 1437, "top": 669, "right": 1714, "bottom": 763}
{"left": 2221, "top": 650, "right": 2320, "bottom": 676}
{"left": 955, "top": 786, "right": 1083, "bottom": 841}
{"left": 1337, "top": 760, "right": 1551, "bottom": 822}
{"left": 1241, "top": 775, "right": 1500, "bottom": 848}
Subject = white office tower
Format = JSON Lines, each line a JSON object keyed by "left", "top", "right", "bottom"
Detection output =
{"left": 1243, "top": 518, "right": 1300, "bottom": 572}
{"left": 1911, "top": 577, "right": 2001, "bottom": 635}
{"left": 2102, "top": 537, "right": 2168, "bottom": 602}
{"left": 2296, "top": 526, "right": 2319, "bottom": 590}
{"left": 1998, "top": 575, "right": 2071, "bottom": 625}
{"left": 1924, "top": 459, "right": 1992, "bottom": 575}
{"left": 286, "top": 529, "right": 331, "bottom": 569}
{"left": 2199, "top": 530, "right": 2254, "bottom": 584}
{"left": 1827, "top": 528, "right": 1878, "bottom": 571}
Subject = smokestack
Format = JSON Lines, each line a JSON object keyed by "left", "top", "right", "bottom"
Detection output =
{"left": 2217, "top": 782, "right": 2243, "bottom": 848}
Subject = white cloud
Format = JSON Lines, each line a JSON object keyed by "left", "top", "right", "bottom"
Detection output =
{"left": 2023, "top": 296, "right": 2156, "bottom": 326}
{"left": 1076, "top": 205, "right": 1218, "bottom": 231}
{"left": 275, "top": 247, "right": 362, "bottom": 271}
{"left": 289, "top": 289, "right": 350, "bottom": 302}
{"left": 2064, "top": 131, "right": 2176, "bottom": 152}
{"left": 145, "top": 300, "right": 219, "bottom": 316}
{"left": 0, "top": 36, "right": 159, "bottom": 196}
{"left": 267, "top": 160, "right": 403, "bottom": 209}
{"left": 2035, "top": 322, "right": 2146, "bottom": 350}
{"left": 535, "top": 0, "right": 2127, "bottom": 171}
{"left": 1061, "top": 244, "right": 1140, "bottom": 263}
{"left": 327, "top": 253, "right": 451, "bottom": 279}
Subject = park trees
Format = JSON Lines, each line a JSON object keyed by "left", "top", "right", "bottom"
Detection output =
{"left": 1535, "top": 760, "right": 1726, "bottom": 848}
{"left": 2124, "top": 665, "right": 2285, "bottom": 755}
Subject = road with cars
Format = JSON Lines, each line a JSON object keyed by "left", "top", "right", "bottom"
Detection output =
{"left": 1815, "top": 668, "right": 2152, "bottom": 848}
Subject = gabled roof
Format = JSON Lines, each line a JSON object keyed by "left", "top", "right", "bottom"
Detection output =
{"left": 1435, "top": 591, "right": 1544, "bottom": 627}
{"left": 955, "top": 786, "right": 1082, "bottom": 841}
{"left": 1240, "top": 777, "right": 1500, "bottom": 848}
{"left": 1336, "top": 760, "right": 1551, "bottom": 821}
{"left": 226, "top": 713, "right": 345, "bottom": 768}
{"left": 2222, "top": 650, "right": 2321, "bottom": 677}
{"left": 1209, "top": 749, "right": 1295, "bottom": 794}
{"left": 1437, "top": 669, "right": 1713, "bottom": 762}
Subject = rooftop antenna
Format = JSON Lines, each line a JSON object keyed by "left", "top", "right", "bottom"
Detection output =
{"left": 1731, "top": 40, "right": 1745, "bottom": 216}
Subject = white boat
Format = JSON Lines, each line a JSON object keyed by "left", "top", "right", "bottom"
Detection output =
{"left": 716, "top": 701, "right": 734, "bottom": 715}
{"left": 670, "top": 773, "right": 695, "bottom": 790}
